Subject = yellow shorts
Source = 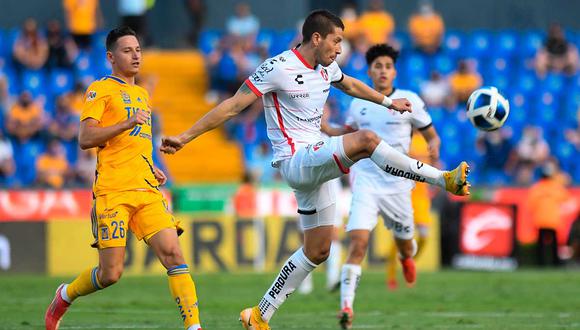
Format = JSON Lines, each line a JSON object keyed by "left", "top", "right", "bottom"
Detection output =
{"left": 412, "top": 183, "right": 432, "bottom": 227}
{"left": 90, "top": 190, "right": 180, "bottom": 249}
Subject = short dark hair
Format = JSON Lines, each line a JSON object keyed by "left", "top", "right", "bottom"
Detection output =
{"left": 365, "top": 44, "right": 399, "bottom": 66}
{"left": 302, "top": 9, "right": 344, "bottom": 43}
{"left": 106, "top": 26, "right": 138, "bottom": 51}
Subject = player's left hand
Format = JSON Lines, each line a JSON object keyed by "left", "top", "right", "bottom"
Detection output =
{"left": 389, "top": 98, "right": 413, "bottom": 114}
{"left": 154, "top": 167, "right": 167, "bottom": 186}
{"left": 160, "top": 135, "right": 186, "bottom": 154}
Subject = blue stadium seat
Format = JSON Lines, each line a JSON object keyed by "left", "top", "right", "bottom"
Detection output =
{"left": 402, "top": 53, "right": 428, "bottom": 77}
{"left": 394, "top": 30, "right": 411, "bottom": 51}
{"left": 271, "top": 29, "right": 296, "bottom": 56}
{"left": 198, "top": 29, "right": 223, "bottom": 55}
{"left": 443, "top": 30, "right": 465, "bottom": 57}
{"left": 431, "top": 53, "right": 454, "bottom": 75}
{"left": 466, "top": 30, "right": 493, "bottom": 59}
{"left": 539, "top": 73, "right": 565, "bottom": 94}
{"left": 13, "top": 138, "right": 44, "bottom": 186}
{"left": 20, "top": 69, "right": 47, "bottom": 98}
{"left": 49, "top": 69, "right": 74, "bottom": 97}
{"left": 494, "top": 30, "right": 518, "bottom": 58}
{"left": 2, "top": 68, "right": 20, "bottom": 96}
{"left": 486, "top": 56, "right": 512, "bottom": 77}
{"left": 519, "top": 29, "right": 544, "bottom": 58}
{"left": 488, "top": 74, "right": 510, "bottom": 92}
{"left": 0, "top": 29, "right": 7, "bottom": 59}
{"left": 256, "top": 29, "right": 275, "bottom": 55}
{"left": 515, "top": 72, "right": 538, "bottom": 95}
{"left": 343, "top": 52, "right": 367, "bottom": 80}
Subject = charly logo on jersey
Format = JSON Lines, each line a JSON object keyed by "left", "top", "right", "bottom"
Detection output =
{"left": 86, "top": 91, "right": 97, "bottom": 101}
{"left": 312, "top": 141, "right": 325, "bottom": 151}
{"left": 121, "top": 91, "right": 131, "bottom": 104}
{"left": 294, "top": 74, "right": 304, "bottom": 85}
{"left": 320, "top": 68, "right": 328, "bottom": 81}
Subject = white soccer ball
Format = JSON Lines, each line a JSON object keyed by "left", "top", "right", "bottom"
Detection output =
{"left": 466, "top": 86, "right": 510, "bottom": 131}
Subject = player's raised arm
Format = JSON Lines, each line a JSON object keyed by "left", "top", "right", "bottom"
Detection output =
{"left": 160, "top": 82, "right": 258, "bottom": 154}
{"left": 332, "top": 74, "right": 412, "bottom": 114}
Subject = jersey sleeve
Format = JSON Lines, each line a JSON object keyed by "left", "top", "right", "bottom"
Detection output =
{"left": 410, "top": 94, "right": 432, "bottom": 130}
{"left": 245, "top": 58, "right": 282, "bottom": 97}
{"left": 327, "top": 61, "right": 344, "bottom": 83}
{"left": 344, "top": 99, "right": 359, "bottom": 130}
{"left": 80, "top": 82, "right": 108, "bottom": 122}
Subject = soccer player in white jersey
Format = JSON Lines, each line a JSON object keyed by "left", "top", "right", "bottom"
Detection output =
{"left": 160, "top": 10, "right": 469, "bottom": 330}
{"left": 330, "top": 44, "right": 442, "bottom": 330}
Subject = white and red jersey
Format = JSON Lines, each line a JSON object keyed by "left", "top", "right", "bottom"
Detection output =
{"left": 346, "top": 89, "right": 432, "bottom": 195}
{"left": 245, "top": 48, "right": 344, "bottom": 163}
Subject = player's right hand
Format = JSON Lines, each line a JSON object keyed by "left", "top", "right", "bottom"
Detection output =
{"left": 125, "top": 109, "right": 149, "bottom": 129}
{"left": 389, "top": 98, "right": 413, "bottom": 114}
{"left": 160, "top": 135, "right": 186, "bottom": 154}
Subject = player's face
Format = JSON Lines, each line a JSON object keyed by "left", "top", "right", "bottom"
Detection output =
{"left": 368, "top": 56, "right": 396, "bottom": 91}
{"left": 316, "top": 26, "right": 343, "bottom": 67}
{"left": 108, "top": 35, "right": 142, "bottom": 76}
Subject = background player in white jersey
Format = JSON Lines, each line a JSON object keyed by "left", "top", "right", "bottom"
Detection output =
{"left": 161, "top": 10, "right": 469, "bottom": 330}
{"left": 332, "top": 44, "right": 442, "bottom": 330}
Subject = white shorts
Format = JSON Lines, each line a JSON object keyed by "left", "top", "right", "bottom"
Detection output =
{"left": 278, "top": 136, "right": 352, "bottom": 230}
{"left": 346, "top": 189, "right": 415, "bottom": 240}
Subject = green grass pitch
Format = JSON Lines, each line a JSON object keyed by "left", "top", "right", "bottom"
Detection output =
{"left": 1, "top": 270, "right": 579, "bottom": 329}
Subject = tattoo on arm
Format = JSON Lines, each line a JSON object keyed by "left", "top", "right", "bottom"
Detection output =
{"left": 237, "top": 83, "right": 252, "bottom": 95}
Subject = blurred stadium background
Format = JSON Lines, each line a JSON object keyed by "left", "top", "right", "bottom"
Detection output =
{"left": 1, "top": 0, "right": 580, "bottom": 328}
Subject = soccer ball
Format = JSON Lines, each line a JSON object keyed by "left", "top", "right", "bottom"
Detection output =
{"left": 466, "top": 86, "right": 510, "bottom": 131}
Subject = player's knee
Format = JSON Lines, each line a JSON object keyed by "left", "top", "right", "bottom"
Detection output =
{"left": 99, "top": 267, "right": 123, "bottom": 287}
{"left": 305, "top": 245, "right": 331, "bottom": 264}
{"left": 349, "top": 239, "right": 368, "bottom": 262}
{"left": 356, "top": 129, "right": 380, "bottom": 153}
{"left": 160, "top": 245, "right": 185, "bottom": 269}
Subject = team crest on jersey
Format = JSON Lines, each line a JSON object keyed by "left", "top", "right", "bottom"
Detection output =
{"left": 320, "top": 68, "right": 329, "bottom": 81}
{"left": 86, "top": 91, "right": 97, "bottom": 101}
{"left": 100, "top": 226, "right": 110, "bottom": 241}
{"left": 121, "top": 91, "right": 131, "bottom": 104}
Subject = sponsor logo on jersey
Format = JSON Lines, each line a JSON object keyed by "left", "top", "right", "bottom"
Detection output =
{"left": 320, "top": 68, "right": 328, "bottom": 81}
{"left": 312, "top": 141, "right": 325, "bottom": 151}
{"left": 86, "top": 91, "right": 97, "bottom": 101}
{"left": 289, "top": 92, "right": 309, "bottom": 99}
{"left": 295, "top": 114, "right": 322, "bottom": 123}
{"left": 268, "top": 260, "right": 297, "bottom": 299}
{"left": 98, "top": 211, "right": 118, "bottom": 220}
{"left": 252, "top": 62, "right": 275, "bottom": 82}
{"left": 384, "top": 164, "right": 426, "bottom": 182}
{"left": 121, "top": 91, "right": 131, "bottom": 104}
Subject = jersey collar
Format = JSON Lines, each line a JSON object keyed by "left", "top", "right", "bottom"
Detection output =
{"left": 104, "top": 75, "right": 128, "bottom": 85}
{"left": 291, "top": 48, "right": 314, "bottom": 70}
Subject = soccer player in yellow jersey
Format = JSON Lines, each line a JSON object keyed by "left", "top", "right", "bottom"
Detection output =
{"left": 44, "top": 27, "right": 202, "bottom": 330}
{"left": 386, "top": 131, "right": 436, "bottom": 290}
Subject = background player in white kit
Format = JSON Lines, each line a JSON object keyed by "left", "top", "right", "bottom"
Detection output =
{"left": 330, "top": 44, "right": 442, "bottom": 330}
{"left": 161, "top": 10, "right": 470, "bottom": 330}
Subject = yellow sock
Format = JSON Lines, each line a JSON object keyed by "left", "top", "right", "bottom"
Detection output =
{"left": 167, "top": 265, "right": 201, "bottom": 329}
{"left": 387, "top": 244, "right": 398, "bottom": 283}
{"left": 415, "top": 236, "right": 427, "bottom": 259}
{"left": 66, "top": 266, "right": 103, "bottom": 302}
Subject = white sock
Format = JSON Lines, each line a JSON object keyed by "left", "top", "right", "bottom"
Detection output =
{"left": 326, "top": 240, "right": 342, "bottom": 289}
{"left": 260, "top": 248, "right": 317, "bottom": 322}
{"left": 298, "top": 272, "right": 313, "bottom": 294}
{"left": 60, "top": 284, "right": 72, "bottom": 303}
{"left": 187, "top": 325, "right": 201, "bottom": 330}
{"left": 340, "top": 264, "right": 361, "bottom": 310}
{"left": 370, "top": 140, "right": 445, "bottom": 187}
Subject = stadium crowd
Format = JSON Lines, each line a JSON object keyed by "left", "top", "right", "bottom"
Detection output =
{"left": 0, "top": 0, "right": 579, "bottom": 188}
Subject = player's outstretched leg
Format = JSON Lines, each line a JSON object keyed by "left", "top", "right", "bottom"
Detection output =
{"left": 45, "top": 262, "right": 111, "bottom": 329}
{"left": 342, "top": 130, "right": 471, "bottom": 196}
{"left": 241, "top": 224, "right": 333, "bottom": 329}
